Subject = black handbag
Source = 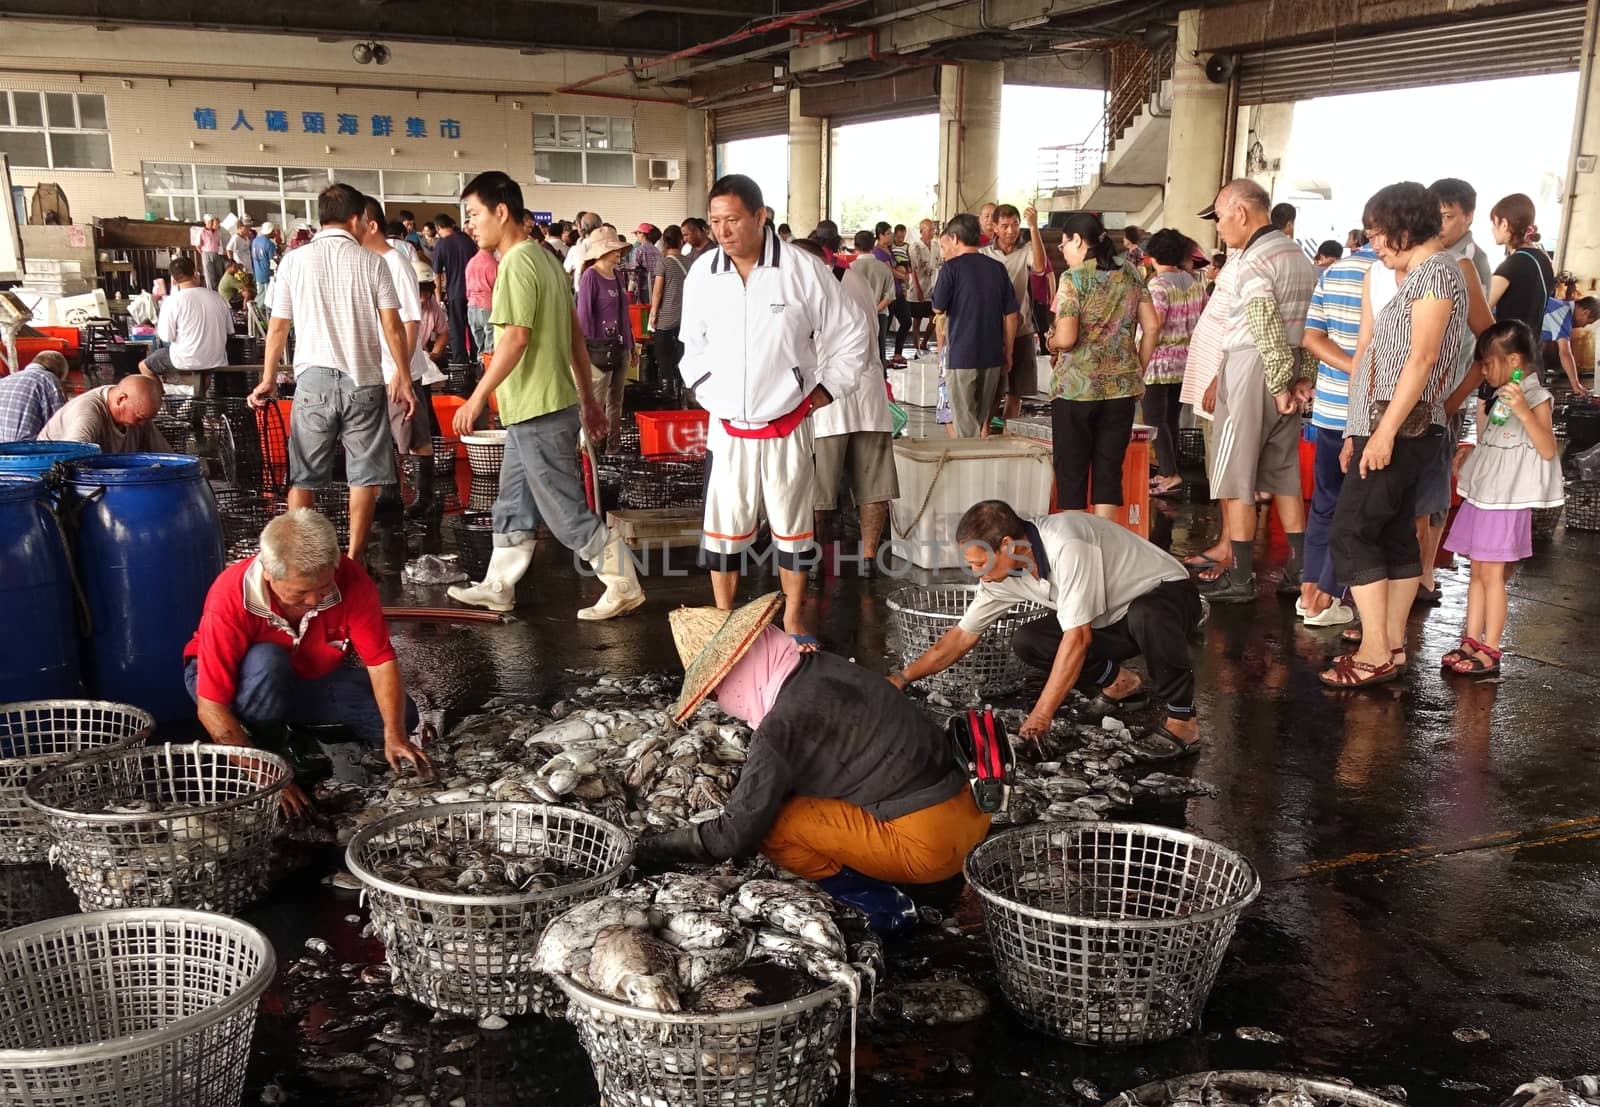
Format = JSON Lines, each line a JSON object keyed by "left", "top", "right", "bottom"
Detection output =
{"left": 587, "top": 334, "right": 625, "bottom": 373}
{"left": 947, "top": 707, "right": 1015, "bottom": 814}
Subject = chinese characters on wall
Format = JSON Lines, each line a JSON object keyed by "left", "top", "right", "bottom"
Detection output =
{"left": 192, "top": 108, "right": 462, "bottom": 140}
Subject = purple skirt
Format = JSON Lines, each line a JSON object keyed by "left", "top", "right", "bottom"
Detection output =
{"left": 1444, "top": 502, "right": 1532, "bottom": 563}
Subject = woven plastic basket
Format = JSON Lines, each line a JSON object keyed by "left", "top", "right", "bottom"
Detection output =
{"left": 25, "top": 742, "right": 291, "bottom": 913}
{"left": 1532, "top": 505, "right": 1563, "bottom": 542}
{"left": 432, "top": 436, "right": 463, "bottom": 513}
{"left": 1178, "top": 427, "right": 1205, "bottom": 467}
{"left": 0, "top": 700, "right": 154, "bottom": 865}
{"left": 965, "top": 822, "right": 1259, "bottom": 1045}
{"left": 463, "top": 430, "right": 507, "bottom": 479}
{"left": 209, "top": 484, "right": 284, "bottom": 562}
{"left": 0, "top": 908, "right": 274, "bottom": 1107}
{"left": 447, "top": 511, "right": 496, "bottom": 581}
{"left": 622, "top": 456, "right": 706, "bottom": 510}
{"left": 887, "top": 585, "right": 1046, "bottom": 699}
{"left": 1106, "top": 1071, "right": 1405, "bottom": 1107}
{"left": 556, "top": 975, "right": 847, "bottom": 1107}
{"left": 346, "top": 802, "right": 633, "bottom": 1017}
{"left": 1565, "top": 480, "right": 1600, "bottom": 531}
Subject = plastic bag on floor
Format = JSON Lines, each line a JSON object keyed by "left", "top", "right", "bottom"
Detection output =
{"left": 403, "top": 553, "right": 468, "bottom": 585}
{"left": 1569, "top": 442, "right": 1600, "bottom": 481}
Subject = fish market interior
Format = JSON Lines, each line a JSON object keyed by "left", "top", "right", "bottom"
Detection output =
{"left": 4, "top": 1, "right": 1600, "bottom": 1105}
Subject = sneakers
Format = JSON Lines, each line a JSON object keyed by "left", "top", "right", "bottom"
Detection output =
{"left": 815, "top": 868, "right": 919, "bottom": 934}
{"left": 1303, "top": 600, "right": 1356, "bottom": 627}
{"left": 1200, "top": 567, "right": 1258, "bottom": 605}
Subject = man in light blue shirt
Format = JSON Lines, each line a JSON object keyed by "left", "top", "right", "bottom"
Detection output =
{"left": 1296, "top": 241, "right": 1378, "bottom": 626}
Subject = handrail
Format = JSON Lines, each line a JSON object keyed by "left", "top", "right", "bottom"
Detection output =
{"left": 1034, "top": 41, "right": 1175, "bottom": 201}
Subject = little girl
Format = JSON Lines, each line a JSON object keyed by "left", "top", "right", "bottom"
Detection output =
{"left": 1441, "top": 320, "right": 1563, "bottom": 678}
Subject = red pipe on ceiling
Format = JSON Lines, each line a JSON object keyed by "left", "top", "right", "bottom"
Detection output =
{"left": 555, "top": 0, "right": 875, "bottom": 96}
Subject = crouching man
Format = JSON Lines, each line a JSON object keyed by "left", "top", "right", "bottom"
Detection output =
{"left": 890, "top": 500, "right": 1205, "bottom": 755}
{"left": 634, "top": 594, "right": 991, "bottom": 932}
{"left": 182, "top": 508, "right": 432, "bottom": 813}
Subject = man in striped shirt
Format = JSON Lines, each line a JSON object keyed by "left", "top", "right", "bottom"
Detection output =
{"left": 1298, "top": 243, "right": 1378, "bottom": 626}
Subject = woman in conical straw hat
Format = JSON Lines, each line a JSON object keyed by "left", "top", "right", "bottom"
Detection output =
{"left": 635, "top": 593, "right": 992, "bottom": 933}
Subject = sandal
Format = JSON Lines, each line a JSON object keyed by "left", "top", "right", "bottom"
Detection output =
{"left": 1440, "top": 639, "right": 1474, "bottom": 670}
{"left": 1183, "top": 552, "right": 1224, "bottom": 572}
{"left": 1341, "top": 626, "right": 1363, "bottom": 645}
{"left": 1391, "top": 647, "right": 1408, "bottom": 672}
{"left": 789, "top": 633, "right": 821, "bottom": 654}
{"left": 1319, "top": 655, "right": 1399, "bottom": 689}
{"left": 1450, "top": 641, "right": 1502, "bottom": 679}
{"left": 1133, "top": 726, "right": 1204, "bottom": 761}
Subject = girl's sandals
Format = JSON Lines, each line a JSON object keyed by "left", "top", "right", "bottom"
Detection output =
{"left": 1440, "top": 640, "right": 1473, "bottom": 670}
{"left": 1449, "top": 639, "right": 1502, "bottom": 679}
{"left": 1319, "top": 654, "right": 1399, "bottom": 689}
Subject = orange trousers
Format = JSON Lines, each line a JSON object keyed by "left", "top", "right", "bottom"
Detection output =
{"left": 760, "top": 788, "right": 992, "bottom": 883}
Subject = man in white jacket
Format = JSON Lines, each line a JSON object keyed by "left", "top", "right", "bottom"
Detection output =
{"left": 791, "top": 236, "right": 899, "bottom": 579}
{"left": 678, "top": 174, "right": 870, "bottom": 648}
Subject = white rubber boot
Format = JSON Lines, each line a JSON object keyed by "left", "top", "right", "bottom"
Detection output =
{"left": 578, "top": 534, "right": 646, "bottom": 621}
{"left": 447, "top": 541, "right": 534, "bottom": 612}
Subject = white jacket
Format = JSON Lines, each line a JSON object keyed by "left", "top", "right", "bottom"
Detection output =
{"left": 814, "top": 267, "right": 893, "bottom": 437}
{"left": 679, "top": 227, "right": 868, "bottom": 429}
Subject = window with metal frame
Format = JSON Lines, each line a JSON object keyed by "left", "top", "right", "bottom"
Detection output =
{"left": 141, "top": 163, "right": 465, "bottom": 222}
{"left": 0, "top": 91, "right": 111, "bottom": 170}
{"left": 533, "top": 113, "right": 636, "bottom": 186}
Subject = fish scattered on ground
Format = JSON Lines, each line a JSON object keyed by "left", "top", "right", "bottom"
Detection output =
{"left": 873, "top": 979, "right": 990, "bottom": 1025}
{"left": 1453, "top": 1026, "right": 1491, "bottom": 1043}
{"left": 1509, "top": 1076, "right": 1600, "bottom": 1107}
{"left": 1235, "top": 1026, "right": 1287, "bottom": 1044}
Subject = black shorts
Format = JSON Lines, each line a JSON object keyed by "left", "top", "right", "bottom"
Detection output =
{"left": 1329, "top": 432, "right": 1438, "bottom": 586}
{"left": 907, "top": 301, "right": 934, "bottom": 320}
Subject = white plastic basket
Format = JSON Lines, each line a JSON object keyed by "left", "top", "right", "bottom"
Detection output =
{"left": 0, "top": 909, "right": 275, "bottom": 1107}
{"left": 886, "top": 584, "right": 1045, "bottom": 699}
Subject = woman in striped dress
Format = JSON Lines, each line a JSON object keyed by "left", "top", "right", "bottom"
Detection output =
{"left": 1322, "top": 182, "right": 1472, "bottom": 689}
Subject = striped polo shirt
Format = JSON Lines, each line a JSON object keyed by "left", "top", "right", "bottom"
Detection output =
{"left": 1304, "top": 245, "right": 1377, "bottom": 433}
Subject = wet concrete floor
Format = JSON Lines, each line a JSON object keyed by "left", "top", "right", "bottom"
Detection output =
{"left": 212, "top": 477, "right": 1600, "bottom": 1105}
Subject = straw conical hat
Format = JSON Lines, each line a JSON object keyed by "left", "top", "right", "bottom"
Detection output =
{"left": 669, "top": 592, "right": 784, "bottom": 724}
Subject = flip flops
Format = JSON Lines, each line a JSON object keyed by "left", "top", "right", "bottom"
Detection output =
{"left": 1136, "top": 726, "right": 1204, "bottom": 761}
{"left": 1182, "top": 553, "right": 1224, "bottom": 572}
{"left": 790, "top": 633, "right": 821, "bottom": 653}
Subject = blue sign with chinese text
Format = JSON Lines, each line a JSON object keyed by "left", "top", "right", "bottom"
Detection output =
{"left": 193, "top": 108, "right": 463, "bottom": 140}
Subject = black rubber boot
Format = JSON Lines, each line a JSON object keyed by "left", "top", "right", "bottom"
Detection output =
{"left": 404, "top": 456, "right": 436, "bottom": 518}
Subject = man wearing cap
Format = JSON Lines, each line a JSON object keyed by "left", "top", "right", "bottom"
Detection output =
{"left": 38, "top": 375, "right": 170, "bottom": 454}
{"left": 633, "top": 594, "right": 992, "bottom": 932}
{"left": 631, "top": 223, "right": 662, "bottom": 290}
{"left": 140, "top": 255, "right": 232, "bottom": 384}
{"left": 891, "top": 499, "right": 1204, "bottom": 756}
{"left": 251, "top": 222, "right": 277, "bottom": 289}
{"left": 1192, "top": 179, "right": 1315, "bottom": 606}
{"left": 0, "top": 349, "right": 68, "bottom": 440}
{"left": 678, "top": 174, "right": 871, "bottom": 648}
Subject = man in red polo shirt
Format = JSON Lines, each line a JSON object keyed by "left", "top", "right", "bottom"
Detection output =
{"left": 183, "top": 508, "right": 431, "bottom": 814}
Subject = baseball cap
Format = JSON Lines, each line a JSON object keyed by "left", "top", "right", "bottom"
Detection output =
{"left": 635, "top": 222, "right": 657, "bottom": 235}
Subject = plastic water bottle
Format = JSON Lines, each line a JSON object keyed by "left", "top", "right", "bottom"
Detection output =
{"left": 1489, "top": 369, "right": 1523, "bottom": 427}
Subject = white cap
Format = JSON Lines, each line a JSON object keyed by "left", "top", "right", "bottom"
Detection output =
{"left": 259, "top": 221, "right": 275, "bottom": 234}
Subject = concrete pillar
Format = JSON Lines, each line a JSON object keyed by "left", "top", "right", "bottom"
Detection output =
{"left": 1162, "top": 8, "right": 1230, "bottom": 246}
{"left": 1560, "top": 5, "right": 1600, "bottom": 279}
{"left": 684, "top": 108, "right": 709, "bottom": 217}
{"left": 937, "top": 61, "right": 1002, "bottom": 222}
{"left": 787, "top": 91, "right": 823, "bottom": 235}
{"left": 1235, "top": 102, "right": 1294, "bottom": 199}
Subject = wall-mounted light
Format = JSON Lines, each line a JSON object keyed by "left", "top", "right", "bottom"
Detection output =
{"left": 188, "top": 139, "right": 198, "bottom": 150}
{"left": 389, "top": 146, "right": 399, "bottom": 156}
{"left": 511, "top": 99, "right": 523, "bottom": 111}
{"left": 120, "top": 79, "right": 133, "bottom": 89}
{"left": 324, "top": 144, "right": 333, "bottom": 155}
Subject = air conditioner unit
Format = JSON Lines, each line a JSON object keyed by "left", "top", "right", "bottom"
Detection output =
{"left": 648, "top": 158, "right": 680, "bottom": 182}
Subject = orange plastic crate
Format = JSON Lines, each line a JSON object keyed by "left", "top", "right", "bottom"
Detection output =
{"left": 635, "top": 409, "right": 709, "bottom": 457}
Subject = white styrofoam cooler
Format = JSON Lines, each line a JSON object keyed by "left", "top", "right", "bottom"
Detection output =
{"left": 887, "top": 360, "right": 940, "bottom": 408}
{"left": 889, "top": 436, "right": 1055, "bottom": 569}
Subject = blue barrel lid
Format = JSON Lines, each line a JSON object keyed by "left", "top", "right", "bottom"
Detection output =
{"left": 67, "top": 452, "right": 203, "bottom": 485}
{"left": 0, "top": 441, "right": 102, "bottom": 472}
{"left": 0, "top": 473, "right": 46, "bottom": 504}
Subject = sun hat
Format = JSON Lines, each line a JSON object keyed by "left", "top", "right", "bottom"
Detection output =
{"left": 669, "top": 592, "right": 785, "bottom": 724}
{"left": 635, "top": 222, "right": 657, "bottom": 235}
{"left": 412, "top": 258, "right": 437, "bottom": 284}
{"left": 583, "top": 226, "right": 629, "bottom": 263}
{"left": 259, "top": 221, "right": 275, "bottom": 235}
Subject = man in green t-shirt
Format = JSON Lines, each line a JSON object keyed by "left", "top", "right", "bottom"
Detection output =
{"left": 446, "top": 171, "right": 645, "bottom": 621}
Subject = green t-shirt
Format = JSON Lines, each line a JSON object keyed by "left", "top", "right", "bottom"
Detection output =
{"left": 489, "top": 239, "right": 578, "bottom": 425}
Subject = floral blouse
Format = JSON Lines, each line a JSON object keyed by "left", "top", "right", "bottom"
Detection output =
{"left": 1144, "top": 269, "right": 1207, "bottom": 386}
{"left": 1050, "top": 259, "right": 1147, "bottom": 402}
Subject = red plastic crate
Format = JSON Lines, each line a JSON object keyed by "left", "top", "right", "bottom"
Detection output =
{"left": 635, "top": 409, "right": 709, "bottom": 457}
{"left": 0, "top": 336, "right": 70, "bottom": 375}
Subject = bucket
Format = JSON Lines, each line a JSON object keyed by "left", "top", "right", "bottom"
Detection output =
{"left": 0, "top": 477, "right": 79, "bottom": 701}
{"left": 65, "top": 454, "right": 223, "bottom": 722}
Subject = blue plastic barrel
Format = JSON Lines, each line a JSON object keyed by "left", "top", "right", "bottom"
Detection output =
{"left": 65, "top": 453, "right": 223, "bottom": 722}
{"left": 0, "top": 475, "right": 79, "bottom": 701}
{"left": 0, "top": 441, "right": 101, "bottom": 479}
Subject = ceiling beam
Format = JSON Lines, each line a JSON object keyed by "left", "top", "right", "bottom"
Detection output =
{"left": 0, "top": 0, "right": 771, "bottom": 55}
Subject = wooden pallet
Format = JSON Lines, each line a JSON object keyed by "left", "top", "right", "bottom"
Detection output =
{"left": 606, "top": 507, "right": 703, "bottom": 549}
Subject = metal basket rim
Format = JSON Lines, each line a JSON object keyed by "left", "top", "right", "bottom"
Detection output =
{"left": 1105, "top": 1070, "right": 1404, "bottom": 1107}
{"left": 0, "top": 907, "right": 276, "bottom": 1069}
{"left": 0, "top": 700, "right": 154, "bottom": 769}
{"left": 345, "top": 800, "right": 634, "bottom": 908}
{"left": 886, "top": 583, "right": 1045, "bottom": 622}
{"left": 554, "top": 972, "right": 847, "bottom": 1025}
{"left": 964, "top": 822, "right": 1261, "bottom": 931}
{"left": 22, "top": 741, "right": 292, "bottom": 822}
